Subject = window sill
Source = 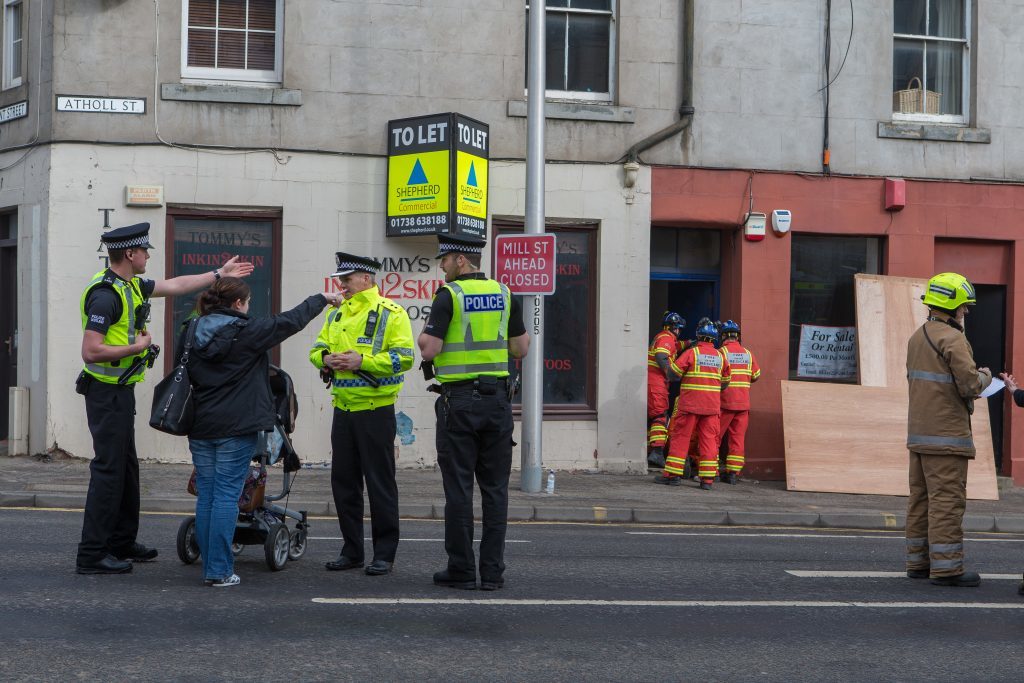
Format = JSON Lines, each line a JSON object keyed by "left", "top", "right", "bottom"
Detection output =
{"left": 507, "top": 99, "right": 634, "bottom": 123}
{"left": 161, "top": 83, "right": 302, "bottom": 106}
{"left": 877, "top": 121, "right": 990, "bottom": 144}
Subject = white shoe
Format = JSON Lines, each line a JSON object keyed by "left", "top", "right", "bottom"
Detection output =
{"left": 210, "top": 573, "right": 241, "bottom": 587}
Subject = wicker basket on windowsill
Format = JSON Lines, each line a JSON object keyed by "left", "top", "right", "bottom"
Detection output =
{"left": 893, "top": 77, "right": 941, "bottom": 115}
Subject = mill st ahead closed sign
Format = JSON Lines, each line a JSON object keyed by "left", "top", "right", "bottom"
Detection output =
{"left": 386, "top": 113, "right": 489, "bottom": 240}
{"left": 494, "top": 234, "right": 557, "bottom": 296}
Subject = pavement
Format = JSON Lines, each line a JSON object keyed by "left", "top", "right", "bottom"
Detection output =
{"left": 2, "top": 453, "right": 1023, "bottom": 531}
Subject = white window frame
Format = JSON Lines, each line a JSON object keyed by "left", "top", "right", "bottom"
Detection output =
{"left": 3, "top": 0, "right": 23, "bottom": 90}
{"left": 526, "top": 1, "right": 616, "bottom": 103}
{"left": 180, "top": 0, "right": 284, "bottom": 84}
{"left": 892, "top": 0, "right": 970, "bottom": 125}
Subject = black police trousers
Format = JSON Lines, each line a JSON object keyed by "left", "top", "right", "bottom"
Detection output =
{"left": 330, "top": 405, "right": 399, "bottom": 564}
{"left": 77, "top": 382, "right": 140, "bottom": 564}
{"left": 435, "top": 382, "right": 514, "bottom": 581}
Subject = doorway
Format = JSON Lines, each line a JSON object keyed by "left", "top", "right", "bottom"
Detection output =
{"left": 970, "top": 284, "right": 1006, "bottom": 471}
{"left": 0, "top": 211, "right": 17, "bottom": 442}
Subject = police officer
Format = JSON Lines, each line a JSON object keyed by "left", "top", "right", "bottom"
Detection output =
{"left": 77, "top": 222, "right": 254, "bottom": 574}
{"left": 418, "top": 234, "right": 530, "bottom": 591}
{"left": 906, "top": 272, "right": 991, "bottom": 587}
{"left": 311, "top": 253, "right": 414, "bottom": 576}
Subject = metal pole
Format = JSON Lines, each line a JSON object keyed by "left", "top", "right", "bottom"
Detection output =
{"left": 521, "top": 0, "right": 545, "bottom": 493}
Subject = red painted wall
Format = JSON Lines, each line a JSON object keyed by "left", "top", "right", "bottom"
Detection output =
{"left": 652, "top": 167, "right": 1024, "bottom": 484}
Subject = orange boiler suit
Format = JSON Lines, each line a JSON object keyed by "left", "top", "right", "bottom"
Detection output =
{"left": 664, "top": 341, "right": 731, "bottom": 484}
{"left": 718, "top": 339, "right": 761, "bottom": 475}
{"left": 646, "top": 329, "right": 680, "bottom": 452}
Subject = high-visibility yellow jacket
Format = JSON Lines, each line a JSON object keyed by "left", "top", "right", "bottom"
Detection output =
{"left": 79, "top": 270, "right": 149, "bottom": 385}
{"left": 434, "top": 278, "right": 511, "bottom": 383}
{"left": 308, "top": 285, "right": 414, "bottom": 412}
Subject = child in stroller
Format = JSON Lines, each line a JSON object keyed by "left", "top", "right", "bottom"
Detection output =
{"left": 176, "top": 365, "right": 309, "bottom": 571}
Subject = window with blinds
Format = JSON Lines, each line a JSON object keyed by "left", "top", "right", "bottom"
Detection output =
{"left": 182, "top": 0, "right": 282, "bottom": 83}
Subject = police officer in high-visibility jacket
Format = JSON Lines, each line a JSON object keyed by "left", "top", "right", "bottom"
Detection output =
{"left": 77, "top": 222, "right": 254, "bottom": 574}
{"left": 311, "top": 252, "right": 414, "bottom": 577}
{"left": 655, "top": 321, "right": 730, "bottom": 490}
{"left": 717, "top": 320, "right": 760, "bottom": 484}
{"left": 418, "top": 235, "right": 529, "bottom": 591}
{"left": 647, "top": 312, "right": 686, "bottom": 468}
{"left": 905, "top": 272, "right": 990, "bottom": 587}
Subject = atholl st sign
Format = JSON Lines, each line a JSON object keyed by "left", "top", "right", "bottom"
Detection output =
{"left": 56, "top": 95, "right": 146, "bottom": 114}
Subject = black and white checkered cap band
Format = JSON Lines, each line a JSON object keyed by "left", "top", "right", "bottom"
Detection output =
{"left": 104, "top": 235, "right": 151, "bottom": 249}
{"left": 439, "top": 240, "right": 483, "bottom": 255}
{"left": 332, "top": 260, "right": 377, "bottom": 276}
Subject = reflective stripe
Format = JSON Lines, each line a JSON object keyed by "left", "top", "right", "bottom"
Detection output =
{"left": 929, "top": 543, "right": 963, "bottom": 554}
{"left": 437, "top": 362, "right": 508, "bottom": 375}
{"left": 372, "top": 308, "right": 390, "bottom": 355}
{"left": 905, "top": 537, "right": 927, "bottom": 546}
{"left": 905, "top": 552, "right": 927, "bottom": 562}
{"left": 908, "top": 369, "right": 953, "bottom": 384}
{"left": 124, "top": 284, "right": 136, "bottom": 345}
{"left": 327, "top": 310, "right": 339, "bottom": 324}
{"left": 312, "top": 342, "right": 329, "bottom": 350}
{"left": 930, "top": 558, "right": 964, "bottom": 570}
{"left": 85, "top": 363, "right": 124, "bottom": 377}
{"left": 388, "top": 350, "right": 402, "bottom": 373}
{"left": 392, "top": 347, "right": 414, "bottom": 357}
{"left": 438, "top": 339, "right": 508, "bottom": 352}
{"left": 907, "top": 434, "right": 974, "bottom": 448}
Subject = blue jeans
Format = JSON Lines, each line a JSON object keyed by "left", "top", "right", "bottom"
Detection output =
{"left": 189, "top": 433, "right": 258, "bottom": 580}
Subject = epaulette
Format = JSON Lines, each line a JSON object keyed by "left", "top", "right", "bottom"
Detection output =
{"left": 381, "top": 298, "right": 405, "bottom": 314}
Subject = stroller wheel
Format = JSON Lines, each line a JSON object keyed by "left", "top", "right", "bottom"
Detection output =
{"left": 176, "top": 517, "right": 200, "bottom": 565}
{"left": 231, "top": 543, "right": 244, "bottom": 556}
{"left": 264, "top": 523, "right": 289, "bottom": 571}
{"left": 288, "top": 525, "right": 308, "bottom": 561}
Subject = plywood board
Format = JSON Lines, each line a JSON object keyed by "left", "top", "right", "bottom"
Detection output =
{"left": 781, "top": 381, "right": 998, "bottom": 500}
{"left": 855, "top": 274, "right": 928, "bottom": 388}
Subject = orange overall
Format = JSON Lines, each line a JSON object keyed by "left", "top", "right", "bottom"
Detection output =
{"left": 646, "top": 330, "right": 679, "bottom": 451}
{"left": 664, "top": 342, "right": 731, "bottom": 483}
{"left": 718, "top": 339, "right": 760, "bottom": 474}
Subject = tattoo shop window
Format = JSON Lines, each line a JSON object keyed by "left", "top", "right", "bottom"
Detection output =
{"left": 181, "top": 0, "right": 283, "bottom": 83}
{"left": 789, "top": 235, "right": 882, "bottom": 382}
{"left": 3, "top": 0, "right": 22, "bottom": 90}
{"left": 494, "top": 223, "right": 597, "bottom": 417}
{"left": 892, "top": 0, "right": 969, "bottom": 123}
{"left": 525, "top": 0, "right": 615, "bottom": 102}
{"left": 164, "top": 209, "right": 281, "bottom": 364}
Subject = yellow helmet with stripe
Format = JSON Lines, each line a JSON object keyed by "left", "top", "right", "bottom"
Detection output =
{"left": 922, "top": 272, "right": 976, "bottom": 311}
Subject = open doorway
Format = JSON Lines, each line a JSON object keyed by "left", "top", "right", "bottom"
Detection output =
{"left": 970, "top": 284, "right": 1006, "bottom": 471}
{"left": 0, "top": 211, "right": 17, "bottom": 444}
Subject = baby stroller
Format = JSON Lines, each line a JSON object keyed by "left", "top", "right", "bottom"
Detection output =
{"left": 176, "top": 365, "right": 310, "bottom": 571}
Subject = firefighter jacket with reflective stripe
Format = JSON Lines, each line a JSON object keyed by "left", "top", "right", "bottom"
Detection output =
{"left": 720, "top": 340, "right": 760, "bottom": 411}
{"left": 308, "top": 285, "right": 414, "bottom": 412}
{"left": 906, "top": 312, "right": 991, "bottom": 458}
{"left": 671, "top": 341, "right": 731, "bottom": 416}
{"left": 647, "top": 330, "right": 679, "bottom": 371}
{"left": 434, "top": 278, "right": 511, "bottom": 383}
{"left": 79, "top": 270, "right": 149, "bottom": 385}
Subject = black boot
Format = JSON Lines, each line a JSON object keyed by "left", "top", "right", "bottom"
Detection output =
{"left": 930, "top": 571, "right": 981, "bottom": 587}
{"left": 722, "top": 472, "right": 738, "bottom": 485}
{"left": 647, "top": 447, "right": 666, "bottom": 468}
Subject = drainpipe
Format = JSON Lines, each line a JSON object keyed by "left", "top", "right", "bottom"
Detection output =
{"left": 622, "top": 0, "right": 695, "bottom": 181}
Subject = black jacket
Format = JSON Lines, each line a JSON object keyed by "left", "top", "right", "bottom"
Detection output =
{"left": 178, "top": 295, "right": 328, "bottom": 439}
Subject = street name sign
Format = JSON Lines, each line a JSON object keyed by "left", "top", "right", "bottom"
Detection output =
{"left": 56, "top": 95, "right": 146, "bottom": 114}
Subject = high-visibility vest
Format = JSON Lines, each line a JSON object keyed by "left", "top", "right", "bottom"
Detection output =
{"left": 79, "top": 270, "right": 148, "bottom": 385}
{"left": 435, "top": 278, "right": 511, "bottom": 383}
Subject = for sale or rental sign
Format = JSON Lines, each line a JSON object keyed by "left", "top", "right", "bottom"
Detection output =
{"left": 494, "top": 234, "right": 557, "bottom": 296}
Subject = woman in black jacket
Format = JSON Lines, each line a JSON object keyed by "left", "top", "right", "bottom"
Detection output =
{"left": 183, "top": 276, "right": 342, "bottom": 587}
{"left": 998, "top": 371, "right": 1024, "bottom": 598}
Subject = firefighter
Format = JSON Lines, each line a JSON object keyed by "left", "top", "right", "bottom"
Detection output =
{"left": 655, "top": 321, "right": 730, "bottom": 490}
{"left": 646, "top": 312, "right": 686, "bottom": 467}
{"left": 717, "top": 320, "right": 760, "bottom": 484}
{"left": 905, "top": 272, "right": 991, "bottom": 587}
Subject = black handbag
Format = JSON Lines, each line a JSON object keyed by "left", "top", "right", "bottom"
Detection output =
{"left": 149, "top": 319, "right": 198, "bottom": 436}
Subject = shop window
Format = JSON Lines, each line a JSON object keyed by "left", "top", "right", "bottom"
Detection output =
{"left": 525, "top": 0, "right": 615, "bottom": 102}
{"left": 182, "top": 0, "right": 283, "bottom": 83}
{"left": 789, "top": 235, "right": 882, "bottom": 381}
{"left": 164, "top": 209, "right": 281, "bottom": 362}
{"left": 494, "top": 223, "right": 597, "bottom": 416}
{"left": 893, "top": 0, "right": 969, "bottom": 122}
{"left": 3, "top": 0, "right": 22, "bottom": 90}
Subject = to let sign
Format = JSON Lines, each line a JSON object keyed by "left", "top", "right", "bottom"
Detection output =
{"left": 494, "top": 234, "right": 557, "bottom": 295}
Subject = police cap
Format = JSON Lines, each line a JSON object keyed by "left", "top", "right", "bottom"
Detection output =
{"left": 332, "top": 252, "right": 382, "bottom": 277}
{"left": 101, "top": 222, "right": 153, "bottom": 250}
{"left": 436, "top": 234, "right": 485, "bottom": 259}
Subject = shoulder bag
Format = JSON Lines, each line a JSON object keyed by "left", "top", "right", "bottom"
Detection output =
{"left": 149, "top": 319, "right": 198, "bottom": 435}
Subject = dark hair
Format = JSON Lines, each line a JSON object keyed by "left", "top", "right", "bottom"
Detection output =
{"left": 462, "top": 252, "right": 481, "bottom": 268}
{"left": 197, "top": 276, "right": 251, "bottom": 316}
{"left": 107, "top": 248, "right": 126, "bottom": 265}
